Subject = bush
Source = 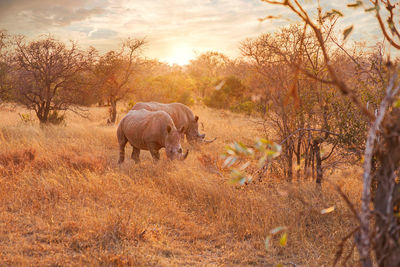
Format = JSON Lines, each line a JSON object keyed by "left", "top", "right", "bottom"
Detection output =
{"left": 124, "top": 100, "right": 136, "bottom": 112}
{"left": 205, "top": 76, "right": 254, "bottom": 114}
{"left": 47, "top": 111, "right": 65, "bottom": 125}
{"left": 230, "top": 100, "right": 255, "bottom": 115}
{"left": 18, "top": 112, "right": 34, "bottom": 123}
{"left": 134, "top": 72, "right": 196, "bottom": 106}
{"left": 177, "top": 90, "right": 194, "bottom": 106}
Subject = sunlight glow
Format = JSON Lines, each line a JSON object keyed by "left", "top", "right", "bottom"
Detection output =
{"left": 162, "top": 44, "right": 194, "bottom": 66}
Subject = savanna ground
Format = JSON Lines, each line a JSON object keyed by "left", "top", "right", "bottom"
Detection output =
{"left": 0, "top": 104, "right": 361, "bottom": 266}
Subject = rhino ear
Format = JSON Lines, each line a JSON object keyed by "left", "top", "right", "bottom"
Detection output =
{"left": 179, "top": 126, "right": 185, "bottom": 134}
{"left": 194, "top": 115, "right": 199, "bottom": 122}
{"left": 167, "top": 125, "right": 172, "bottom": 134}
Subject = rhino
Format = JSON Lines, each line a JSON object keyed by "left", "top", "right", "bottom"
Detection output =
{"left": 131, "top": 102, "right": 215, "bottom": 144}
{"left": 117, "top": 109, "right": 188, "bottom": 163}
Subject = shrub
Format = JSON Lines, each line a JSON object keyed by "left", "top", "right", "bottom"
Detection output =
{"left": 177, "top": 89, "right": 194, "bottom": 106}
{"left": 124, "top": 99, "right": 136, "bottom": 112}
{"left": 47, "top": 111, "right": 65, "bottom": 125}
{"left": 230, "top": 100, "right": 255, "bottom": 115}
{"left": 18, "top": 112, "right": 34, "bottom": 123}
{"left": 205, "top": 76, "right": 253, "bottom": 114}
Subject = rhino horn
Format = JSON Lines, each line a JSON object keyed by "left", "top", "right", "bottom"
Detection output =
{"left": 203, "top": 137, "right": 217, "bottom": 144}
{"left": 181, "top": 149, "right": 189, "bottom": 160}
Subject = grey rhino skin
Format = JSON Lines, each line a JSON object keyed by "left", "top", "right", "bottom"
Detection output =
{"left": 117, "top": 109, "right": 187, "bottom": 163}
{"left": 131, "top": 102, "right": 205, "bottom": 143}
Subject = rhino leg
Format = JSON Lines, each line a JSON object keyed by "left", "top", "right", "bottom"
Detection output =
{"left": 150, "top": 149, "right": 160, "bottom": 161}
{"left": 147, "top": 143, "right": 160, "bottom": 162}
{"left": 131, "top": 146, "right": 141, "bottom": 163}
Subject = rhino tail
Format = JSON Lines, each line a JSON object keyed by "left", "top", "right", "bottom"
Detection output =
{"left": 117, "top": 125, "right": 128, "bottom": 164}
{"left": 117, "top": 125, "right": 127, "bottom": 144}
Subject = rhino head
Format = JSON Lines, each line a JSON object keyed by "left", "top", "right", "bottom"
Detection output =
{"left": 186, "top": 115, "right": 216, "bottom": 144}
{"left": 165, "top": 125, "right": 189, "bottom": 160}
{"left": 186, "top": 115, "right": 206, "bottom": 143}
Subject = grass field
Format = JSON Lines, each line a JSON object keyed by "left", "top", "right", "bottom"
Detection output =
{"left": 0, "top": 104, "right": 361, "bottom": 266}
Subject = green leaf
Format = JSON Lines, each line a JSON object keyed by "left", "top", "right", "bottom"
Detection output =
{"left": 223, "top": 156, "right": 237, "bottom": 168}
{"left": 246, "top": 148, "right": 254, "bottom": 156}
{"left": 347, "top": 1, "right": 362, "bottom": 8}
{"left": 234, "top": 142, "right": 253, "bottom": 156}
{"left": 394, "top": 99, "right": 400, "bottom": 108}
{"left": 276, "top": 264, "right": 284, "bottom": 267}
{"left": 331, "top": 9, "right": 343, "bottom": 17}
{"left": 255, "top": 140, "right": 265, "bottom": 151}
{"left": 265, "top": 236, "right": 271, "bottom": 251}
{"left": 270, "top": 226, "right": 287, "bottom": 235}
{"left": 259, "top": 138, "right": 272, "bottom": 145}
{"left": 365, "top": 6, "right": 378, "bottom": 12}
{"left": 266, "top": 149, "right": 277, "bottom": 157}
{"left": 226, "top": 149, "right": 236, "bottom": 155}
{"left": 258, "top": 155, "right": 267, "bottom": 168}
{"left": 274, "top": 144, "right": 282, "bottom": 154}
{"left": 225, "top": 144, "right": 235, "bottom": 151}
{"left": 234, "top": 142, "right": 244, "bottom": 153}
{"left": 231, "top": 169, "right": 243, "bottom": 179}
{"left": 343, "top": 25, "right": 354, "bottom": 41}
{"left": 229, "top": 176, "right": 245, "bottom": 185}
{"left": 239, "top": 161, "right": 251, "bottom": 170}
{"left": 279, "top": 232, "right": 287, "bottom": 246}
{"left": 229, "top": 169, "right": 247, "bottom": 185}
{"left": 321, "top": 206, "right": 335, "bottom": 214}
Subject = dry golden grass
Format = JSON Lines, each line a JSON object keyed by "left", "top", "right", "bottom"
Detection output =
{"left": 0, "top": 104, "right": 361, "bottom": 266}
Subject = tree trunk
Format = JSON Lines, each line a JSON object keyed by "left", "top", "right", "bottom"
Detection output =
{"left": 313, "top": 140, "right": 323, "bottom": 185}
{"left": 287, "top": 155, "right": 293, "bottom": 181}
{"left": 373, "top": 112, "right": 400, "bottom": 267}
{"left": 36, "top": 103, "right": 49, "bottom": 124}
{"left": 304, "top": 155, "right": 308, "bottom": 178}
{"left": 286, "top": 146, "right": 293, "bottom": 182}
{"left": 109, "top": 97, "right": 117, "bottom": 124}
{"left": 311, "top": 148, "right": 315, "bottom": 180}
{"left": 304, "top": 132, "right": 312, "bottom": 179}
{"left": 296, "top": 137, "right": 302, "bottom": 179}
{"left": 374, "top": 157, "right": 400, "bottom": 266}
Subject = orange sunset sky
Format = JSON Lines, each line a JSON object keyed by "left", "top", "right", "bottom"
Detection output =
{"left": 0, "top": 0, "right": 389, "bottom": 65}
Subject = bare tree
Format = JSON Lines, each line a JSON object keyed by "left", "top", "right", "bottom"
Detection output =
{"left": 12, "top": 35, "right": 94, "bottom": 123}
{"left": 93, "top": 38, "right": 146, "bottom": 124}
{"left": 240, "top": 23, "right": 356, "bottom": 183}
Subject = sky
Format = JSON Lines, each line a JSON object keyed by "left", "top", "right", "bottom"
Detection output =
{"left": 0, "top": 0, "right": 391, "bottom": 65}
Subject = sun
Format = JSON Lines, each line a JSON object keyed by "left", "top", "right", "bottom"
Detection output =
{"left": 163, "top": 44, "right": 194, "bottom": 66}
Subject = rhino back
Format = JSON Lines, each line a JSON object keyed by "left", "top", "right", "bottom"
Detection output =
{"left": 132, "top": 102, "right": 194, "bottom": 130}
{"left": 119, "top": 109, "right": 172, "bottom": 150}
{"left": 168, "top": 103, "right": 195, "bottom": 127}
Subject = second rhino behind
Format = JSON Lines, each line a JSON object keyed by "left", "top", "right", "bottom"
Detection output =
{"left": 131, "top": 102, "right": 205, "bottom": 143}
{"left": 117, "top": 109, "right": 188, "bottom": 163}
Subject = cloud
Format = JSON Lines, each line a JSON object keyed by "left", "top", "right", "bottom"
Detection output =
{"left": 27, "top": 7, "right": 105, "bottom": 27}
{"left": 89, "top": 28, "right": 118, "bottom": 39}
{"left": 0, "top": 0, "right": 387, "bottom": 61}
{"left": 0, "top": 0, "right": 105, "bottom": 30}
